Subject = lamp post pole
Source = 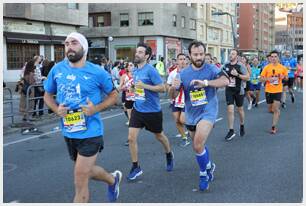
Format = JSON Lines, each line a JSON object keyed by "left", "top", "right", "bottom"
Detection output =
{"left": 108, "top": 36, "right": 113, "bottom": 61}
{"left": 212, "top": 11, "right": 237, "bottom": 49}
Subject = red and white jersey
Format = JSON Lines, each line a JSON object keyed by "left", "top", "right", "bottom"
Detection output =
{"left": 125, "top": 74, "right": 135, "bottom": 101}
{"left": 167, "top": 69, "right": 185, "bottom": 108}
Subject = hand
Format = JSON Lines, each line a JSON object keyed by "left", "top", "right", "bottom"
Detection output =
{"left": 190, "top": 79, "right": 205, "bottom": 88}
{"left": 230, "top": 69, "right": 239, "bottom": 77}
{"left": 135, "top": 80, "right": 145, "bottom": 89}
{"left": 171, "top": 78, "right": 181, "bottom": 89}
{"left": 57, "top": 104, "right": 70, "bottom": 118}
{"left": 80, "top": 97, "right": 97, "bottom": 116}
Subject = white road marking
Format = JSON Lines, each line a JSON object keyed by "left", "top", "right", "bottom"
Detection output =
{"left": 4, "top": 101, "right": 171, "bottom": 147}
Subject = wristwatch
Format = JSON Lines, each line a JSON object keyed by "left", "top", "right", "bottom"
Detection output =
{"left": 203, "top": 79, "right": 209, "bottom": 87}
{"left": 237, "top": 74, "right": 240, "bottom": 78}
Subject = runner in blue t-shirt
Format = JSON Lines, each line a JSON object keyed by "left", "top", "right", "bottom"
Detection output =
{"left": 126, "top": 42, "right": 174, "bottom": 181}
{"left": 249, "top": 56, "right": 262, "bottom": 107}
{"left": 43, "top": 32, "right": 121, "bottom": 203}
{"left": 280, "top": 50, "right": 297, "bottom": 108}
{"left": 170, "top": 41, "right": 229, "bottom": 191}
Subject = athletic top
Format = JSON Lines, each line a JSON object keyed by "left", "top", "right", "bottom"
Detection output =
{"left": 44, "top": 59, "right": 114, "bottom": 139}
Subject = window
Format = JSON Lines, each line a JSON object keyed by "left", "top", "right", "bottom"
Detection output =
{"left": 173, "top": 15, "right": 177, "bottom": 27}
{"left": 54, "top": 45, "right": 65, "bottom": 63}
{"left": 7, "top": 43, "right": 39, "bottom": 70}
{"left": 190, "top": 19, "right": 196, "bottom": 30}
{"left": 88, "top": 16, "right": 93, "bottom": 27}
{"left": 97, "top": 16, "right": 104, "bottom": 27}
{"left": 90, "top": 13, "right": 111, "bottom": 27}
{"left": 67, "top": 3, "right": 79, "bottom": 9}
{"left": 138, "top": 12, "right": 154, "bottom": 26}
{"left": 181, "top": 16, "right": 185, "bottom": 28}
{"left": 120, "top": 13, "right": 129, "bottom": 27}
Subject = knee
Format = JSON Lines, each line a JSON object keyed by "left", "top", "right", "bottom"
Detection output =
{"left": 193, "top": 142, "right": 204, "bottom": 154}
{"left": 74, "top": 168, "right": 90, "bottom": 186}
{"left": 128, "top": 134, "right": 137, "bottom": 144}
{"left": 154, "top": 133, "right": 164, "bottom": 141}
{"left": 227, "top": 107, "right": 234, "bottom": 114}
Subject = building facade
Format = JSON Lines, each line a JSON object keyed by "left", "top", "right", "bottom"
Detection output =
{"left": 3, "top": 3, "right": 88, "bottom": 82}
{"left": 196, "top": 3, "right": 236, "bottom": 64}
{"left": 79, "top": 3, "right": 197, "bottom": 65}
{"left": 274, "top": 3, "right": 303, "bottom": 53}
{"left": 237, "top": 3, "right": 275, "bottom": 55}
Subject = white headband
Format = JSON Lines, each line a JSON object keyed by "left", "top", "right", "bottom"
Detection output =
{"left": 65, "top": 32, "right": 88, "bottom": 56}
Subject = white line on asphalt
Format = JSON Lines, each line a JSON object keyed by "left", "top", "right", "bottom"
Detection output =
{"left": 258, "top": 99, "right": 266, "bottom": 104}
{"left": 4, "top": 101, "right": 171, "bottom": 147}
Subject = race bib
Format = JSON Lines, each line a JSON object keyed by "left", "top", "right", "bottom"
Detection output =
{"left": 270, "top": 76, "right": 279, "bottom": 85}
{"left": 228, "top": 77, "right": 236, "bottom": 87}
{"left": 135, "top": 87, "right": 145, "bottom": 100}
{"left": 190, "top": 89, "right": 208, "bottom": 106}
{"left": 126, "top": 91, "right": 136, "bottom": 101}
{"left": 251, "top": 79, "right": 259, "bottom": 84}
{"left": 63, "top": 109, "right": 87, "bottom": 133}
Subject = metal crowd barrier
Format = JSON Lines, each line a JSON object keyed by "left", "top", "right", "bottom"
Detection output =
{"left": 24, "top": 84, "right": 56, "bottom": 122}
{"left": 3, "top": 87, "right": 14, "bottom": 124}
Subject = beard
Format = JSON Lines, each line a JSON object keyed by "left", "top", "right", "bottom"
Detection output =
{"left": 66, "top": 49, "right": 84, "bottom": 63}
{"left": 134, "top": 56, "right": 143, "bottom": 64}
{"left": 191, "top": 58, "right": 204, "bottom": 68}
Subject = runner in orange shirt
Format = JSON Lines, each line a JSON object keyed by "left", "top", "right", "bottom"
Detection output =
{"left": 260, "top": 50, "right": 288, "bottom": 134}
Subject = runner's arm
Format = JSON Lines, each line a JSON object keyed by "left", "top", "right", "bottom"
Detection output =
{"left": 142, "top": 83, "right": 166, "bottom": 93}
{"left": 44, "top": 92, "right": 59, "bottom": 114}
{"left": 94, "top": 89, "right": 118, "bottom": 112}
{"left": 168, "top": 84, "right": 180, "bottom": 99}
{"left": 207, "top": 75, "right": 229, "bottom": 88}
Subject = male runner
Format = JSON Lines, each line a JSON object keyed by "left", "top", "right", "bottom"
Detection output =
{"left": 44, "top": 32, "right": 121, "bottom": 202}
{"left": 127, "top": 42, "right": 174, "bottom": 180}
{"left": 281, "top": 50, "right": 297, "bottom": 108}
{"left": 223, "top": 49, "right": 250, "bottom": 141}
{"left": 260, "top": 50, "right": 288, "bottom": 134}
{"left": 167, "top": 53, "right": 190, "bottom": 147}
{"left": 170, "top": 40, "right": 229, "bottom": 191}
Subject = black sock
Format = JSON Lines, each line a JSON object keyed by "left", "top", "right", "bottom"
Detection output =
{"left": 229, "top": 129, "right": 234, "bottom": 133}
{"left": 272, "top": 126, "right": 275, "bottom": 130}
{"left": 166, "top": 152, "right": 172, "bottom": 159}
{"left": 132, "top": 162, "right": 138, "bottom": 169}
{"left": 240, "top": 124, "right": 244, "bottom": 129}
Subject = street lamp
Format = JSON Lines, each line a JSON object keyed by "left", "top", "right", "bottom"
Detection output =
{"left": 108, "top": 36, "right": 113, "bottom": 60}
{"left": 212, "top": 11, "right": 237, "bottom": 49}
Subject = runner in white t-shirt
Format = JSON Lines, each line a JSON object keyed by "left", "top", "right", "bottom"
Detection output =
{"left": 167, "top": 53, "right": 190, "bottom": 147}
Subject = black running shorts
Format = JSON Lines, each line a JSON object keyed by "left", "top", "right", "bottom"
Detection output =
{"left": 265, "top": 92, "right": 282, "bottom": 104}
{"left": 129, "top": 109, "right": 163, "bottom": 133}
{"left": 64, "top": 136, "right": 104, "bottom": 161}
{"left": 225, "top": 89, "right": 244, "bottom": 107}
{"left": 125, "top": 100, "right": 134, "bottom": 109}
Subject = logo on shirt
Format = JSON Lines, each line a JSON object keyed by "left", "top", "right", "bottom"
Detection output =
{"left": 83, "top": 75, "right": 91, "bottom": 80}
{"left": 66, "top": 74, "right": 76, "bottom": 81}
{"left": 54, "top": 73, "right": 63, "bottom": 79}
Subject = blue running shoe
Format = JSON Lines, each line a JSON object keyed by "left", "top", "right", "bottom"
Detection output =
{"left": 199, "top": 171, "right": 209, "bottom": 191}
{"left": 166, "top": 151, "right": 174, "bottom": 172}
{"left": 107, "top": 170, "right": 122, "bottom": 202}
{"left": 207, "top": 162, "right": 216, "bottom": 182}
{"left": 127, "top": 166, "right": 143, "bottom": 181}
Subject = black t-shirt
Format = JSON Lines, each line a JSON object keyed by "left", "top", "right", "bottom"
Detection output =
{"left": 222, "top": 63, "right": 244, "bottom": 92}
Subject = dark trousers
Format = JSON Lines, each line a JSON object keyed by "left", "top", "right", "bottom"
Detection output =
{"left": 33, "top": 87, "right": 44, "bottom": 116}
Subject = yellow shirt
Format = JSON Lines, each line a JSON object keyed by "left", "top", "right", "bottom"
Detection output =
{"left": 260, "top": 63, "right": 288, "bottom": 93}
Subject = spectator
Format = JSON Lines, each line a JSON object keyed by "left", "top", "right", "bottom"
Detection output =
{"left": 32, "top": 55, "right": 46, "bottom": 118}
{"left": 213, "top": 57, "right": 222, "bottom": 68}
{"left": 19, "top": 60, "right": 36, "bottom": 121}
